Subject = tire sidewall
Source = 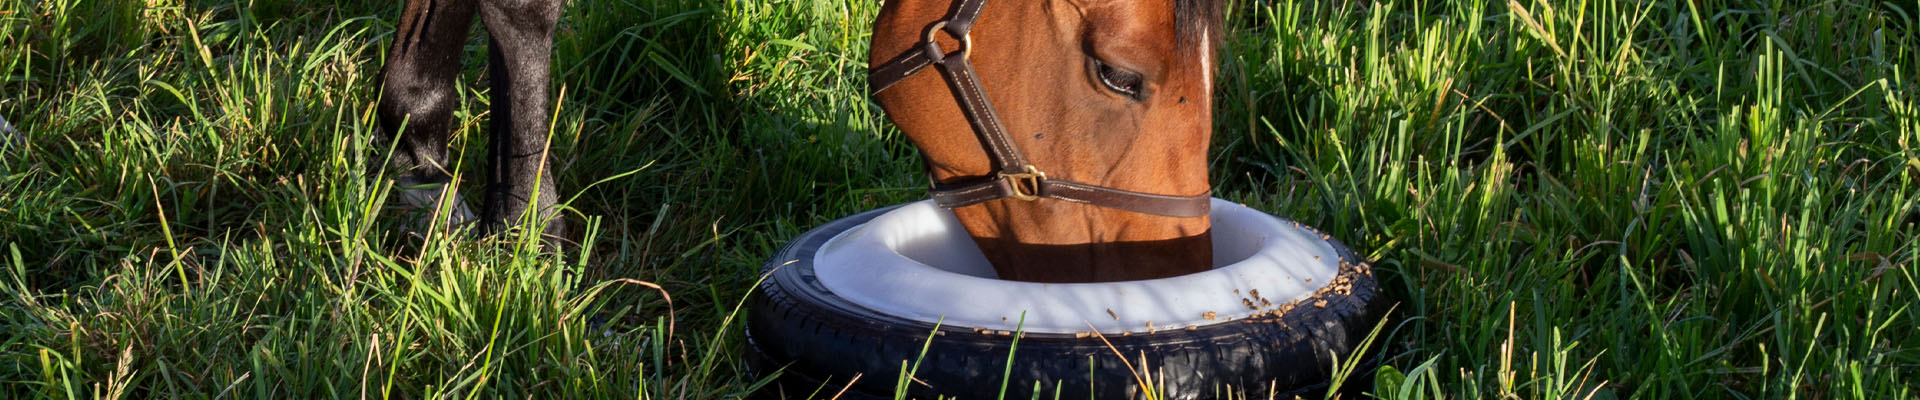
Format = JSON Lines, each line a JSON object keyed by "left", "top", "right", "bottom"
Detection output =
{"left": 747, "top": 205, "right": 1391, "bottom": 399}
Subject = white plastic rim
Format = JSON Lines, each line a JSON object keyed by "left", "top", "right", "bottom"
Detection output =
{"left": 814, "top": 199, "right": 1342, "bottom": 334}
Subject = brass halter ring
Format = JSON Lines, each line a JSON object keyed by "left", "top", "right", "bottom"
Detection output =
{"left": 998, "top": 165, "right": 1046, "bottom": 201}
{"left": 922, "top": 21, "right": 972, "bottom": 62}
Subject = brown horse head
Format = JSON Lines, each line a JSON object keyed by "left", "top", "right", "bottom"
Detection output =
{"left": 870, "top": 0, "right": 1222, "bottom": 283}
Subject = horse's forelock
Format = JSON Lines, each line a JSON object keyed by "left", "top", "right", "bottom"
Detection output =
{"left": 1174, "top": 0, "right": 1223, "bottom": 49}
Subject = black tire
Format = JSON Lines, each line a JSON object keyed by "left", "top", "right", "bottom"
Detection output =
{"left": 746, "top": 205, "right": 1391, "bottom": 400}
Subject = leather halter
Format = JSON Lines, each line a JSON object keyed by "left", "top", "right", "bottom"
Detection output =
{"left": 868, "top": 0, "right": 1211, "bottom": 218}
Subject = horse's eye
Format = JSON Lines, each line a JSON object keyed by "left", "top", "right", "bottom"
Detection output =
{"left": 1091, "top": 58, "right": 1144, "bottom": 100}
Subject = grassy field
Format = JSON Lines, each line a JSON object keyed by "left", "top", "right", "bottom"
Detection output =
{"left": 2, "top": 0, "right": 1916, "bottom": 398}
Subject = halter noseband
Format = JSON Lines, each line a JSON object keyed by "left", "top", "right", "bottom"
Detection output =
{"left": 868, "top": 0, "right": 1211, "bottom": 218}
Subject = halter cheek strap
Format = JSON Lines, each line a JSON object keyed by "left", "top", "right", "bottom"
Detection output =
{"left": 869, "top": 0, "right": 1211, "bottom": 219}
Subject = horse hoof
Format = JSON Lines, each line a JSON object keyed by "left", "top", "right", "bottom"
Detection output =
{"left": 0, "top": 115, "right": 23, "bottom": 151}
{"left": 393, "top": 177, "right": 477, "bottom": 236}
{"left": 747, "top": 200, "right": 1391, "bottom": 399}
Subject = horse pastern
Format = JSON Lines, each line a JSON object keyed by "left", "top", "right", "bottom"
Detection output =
{"left": 393, "top": 177, "right": 477, "bottom": 234}
{"left": 0, "top": 115, "right": 23, "bottom": 151}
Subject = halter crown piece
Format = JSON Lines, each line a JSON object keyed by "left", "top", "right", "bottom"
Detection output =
{"left": 868, "top": 0, "right": 1212, "bottom": 218}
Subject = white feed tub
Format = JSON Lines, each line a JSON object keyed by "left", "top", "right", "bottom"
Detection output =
{"left": 812, "top": 198, "right": 1342, "bottom": 334}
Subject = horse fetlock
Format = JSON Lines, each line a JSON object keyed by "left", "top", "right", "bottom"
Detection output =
{"left": 368, "top": 126, "right": 452, "bottom": 181}
{"left": 376, "top": 84, "right": 457, "bottom": 135}
{"left": 378, "top": 83, "right": 454, "bottom": 118}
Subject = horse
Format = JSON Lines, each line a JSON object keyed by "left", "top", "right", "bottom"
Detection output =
{"left": 870, "top": 0, "right": 1223, "bottom": 283}
{"left": 375, "top": 0, "right": 567, "bottom": 239}
{"left": 372, "top": 0, "right": 1224, "bottom": 281}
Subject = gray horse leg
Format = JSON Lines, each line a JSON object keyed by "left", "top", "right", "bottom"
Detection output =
{"left": 478, "top": 0, "right": 567, "bottom": 240}
{"left": 377, "top": 0, "right": 480, "bottom": 231}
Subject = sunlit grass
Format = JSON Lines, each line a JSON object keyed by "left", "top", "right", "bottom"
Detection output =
{"left": 2, "top": 0, "right": 1916, "bottom": 398}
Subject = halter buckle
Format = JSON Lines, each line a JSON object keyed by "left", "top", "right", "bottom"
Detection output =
{"left": 922, "top": 21, "right": 972, "bottom": 62}
{"left": 999, "top": 165, "right": 1046, "bottom": 201}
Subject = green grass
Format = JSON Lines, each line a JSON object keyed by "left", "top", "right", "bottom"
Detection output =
{"left": 2, "top": 0, "right": 1916, "bottom": 398}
